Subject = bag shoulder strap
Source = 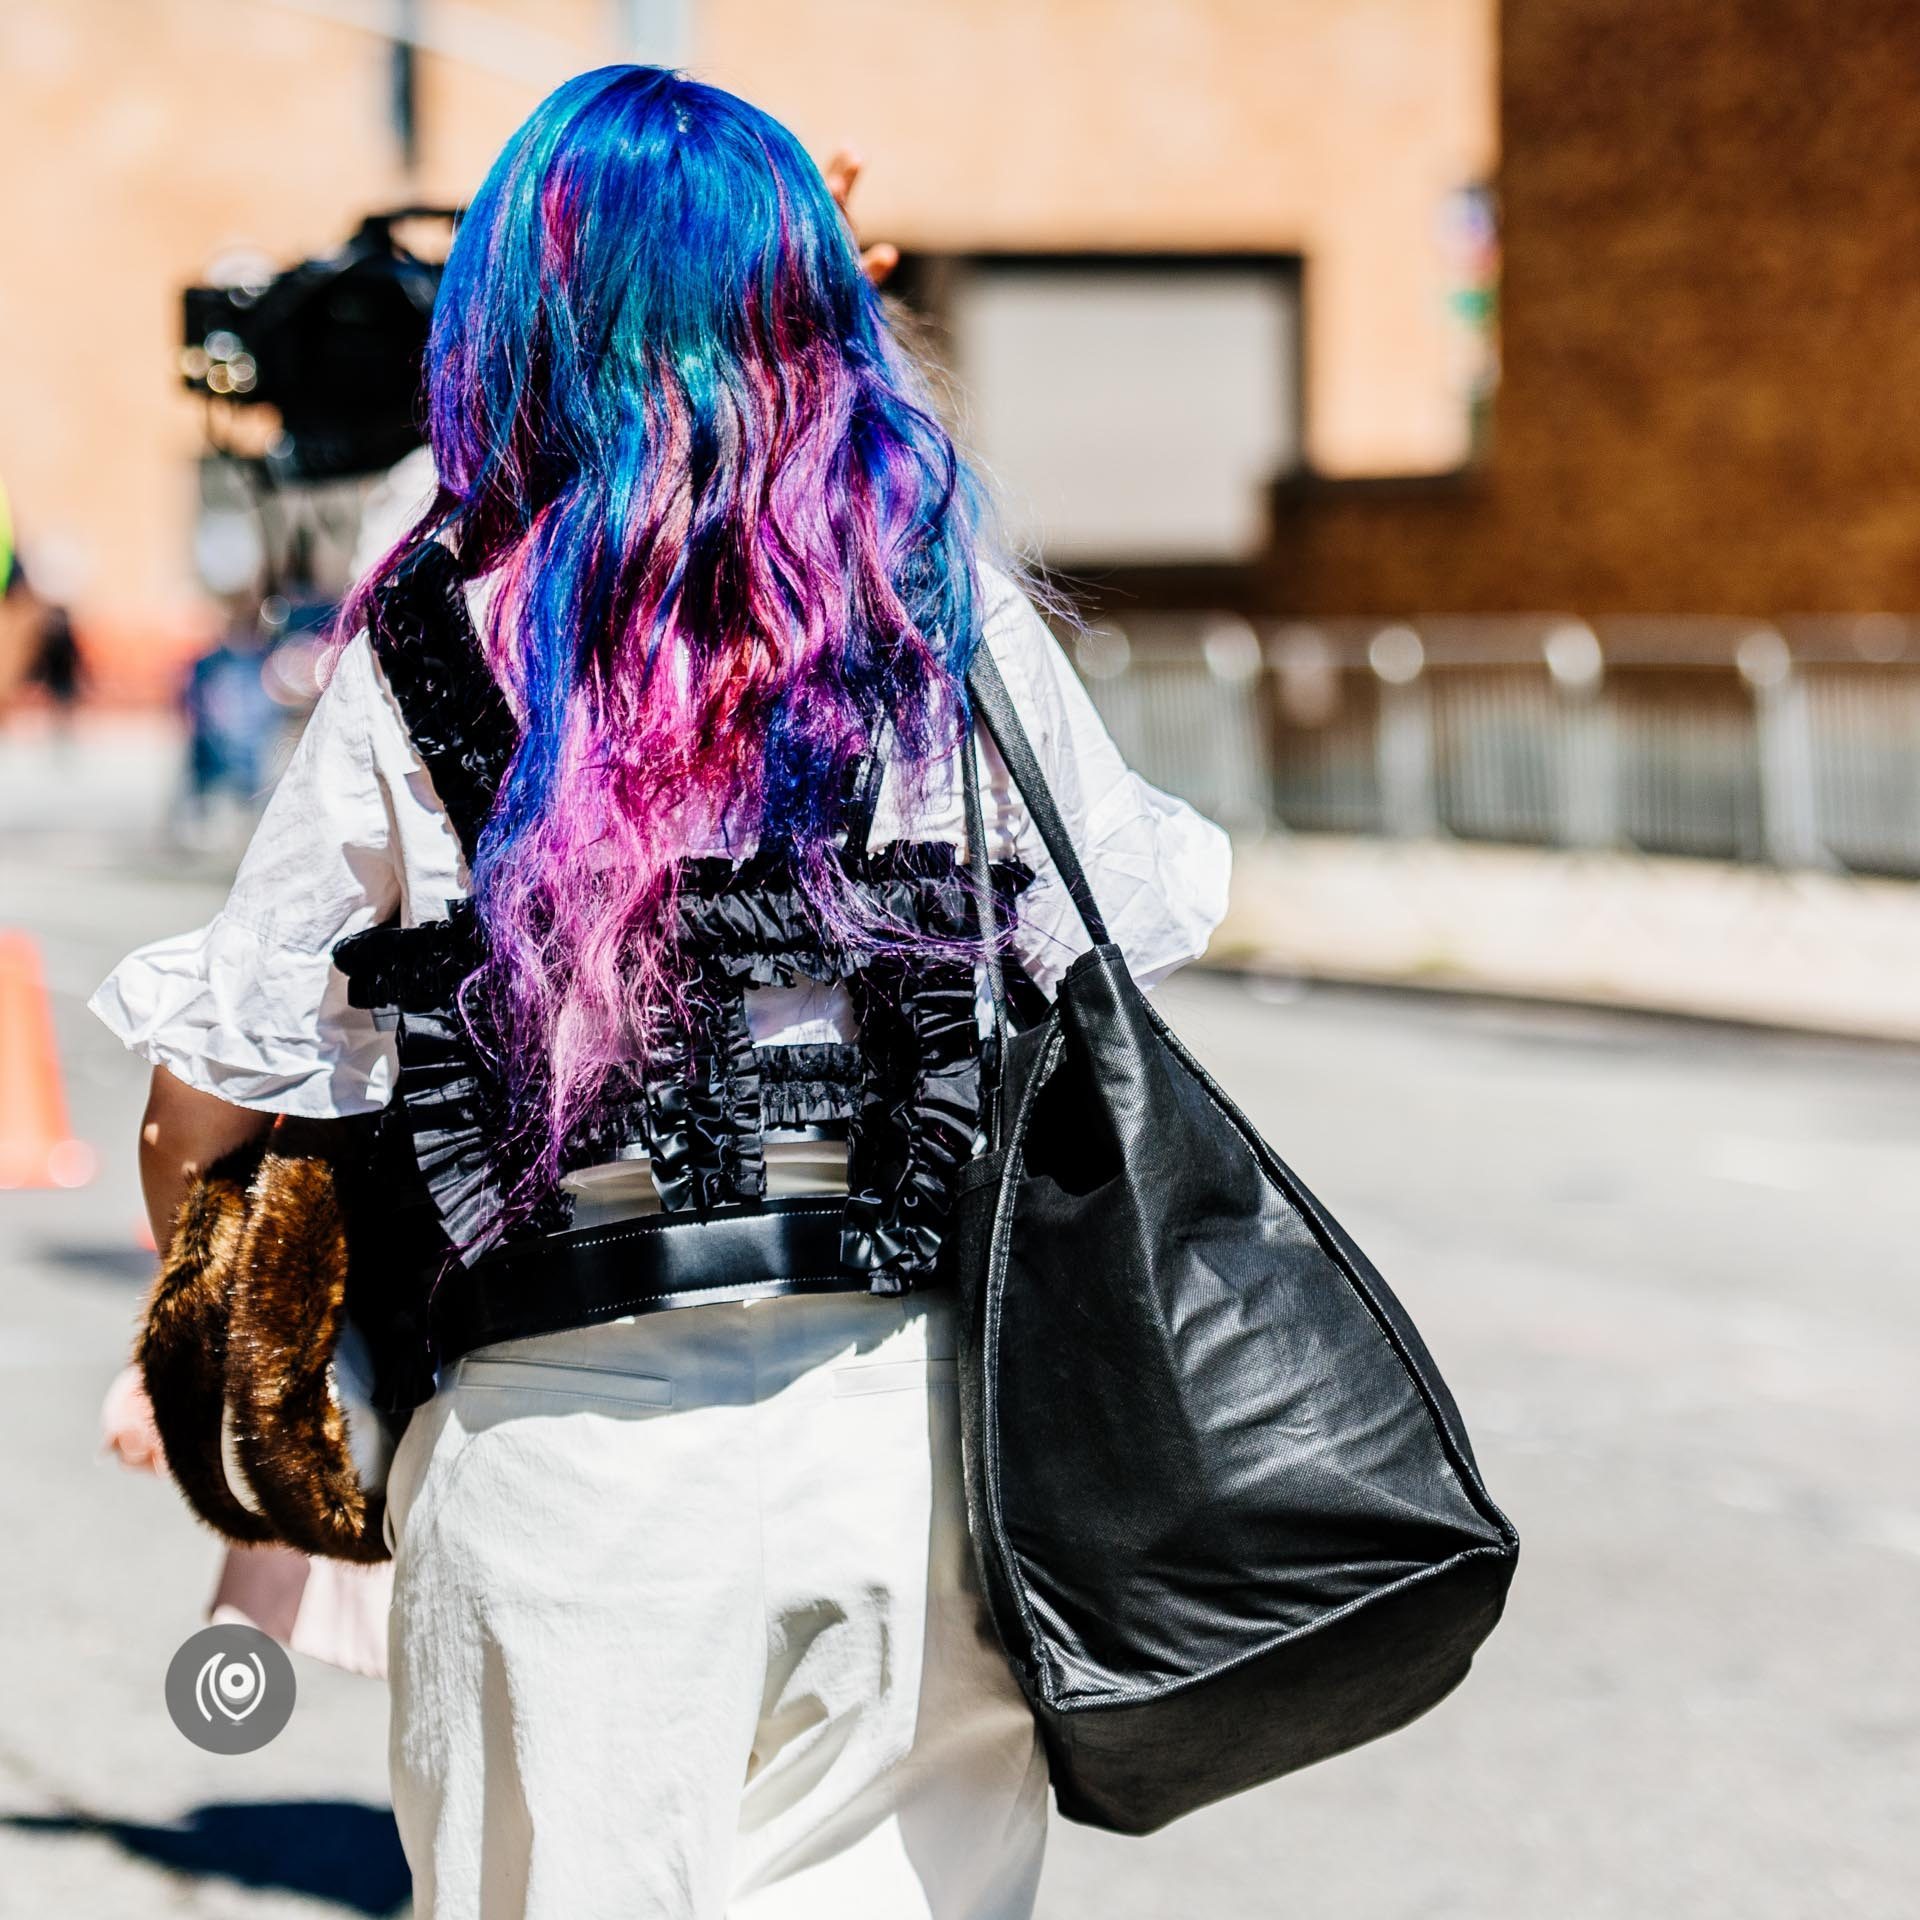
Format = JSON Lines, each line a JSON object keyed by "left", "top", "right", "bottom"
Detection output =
{"left": 965, "top": 644, "right": 1111, "bottom": 947}
{"left": 959, "top": 715, "right": 1009, "bottom": 1142}
{"left": 840, "top": 717, "right": 892, "bottom": 864}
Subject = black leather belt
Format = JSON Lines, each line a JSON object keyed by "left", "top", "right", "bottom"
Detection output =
{"left": 432, "top": 1197, "right": 886, "bottom": 1366}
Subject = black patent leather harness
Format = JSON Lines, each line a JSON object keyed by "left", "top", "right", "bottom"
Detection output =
{"left": 332, "top": 542, "right": 1028, "bottom": 1401}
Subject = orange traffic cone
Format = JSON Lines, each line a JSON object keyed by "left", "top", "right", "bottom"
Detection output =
{"left": 0, "top": 931, "right": 95, "bottom": 1188}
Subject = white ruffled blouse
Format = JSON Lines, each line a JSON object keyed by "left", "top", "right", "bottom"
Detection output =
{"left": 90, "top": 570, "right": 1232, "bottom": 1119}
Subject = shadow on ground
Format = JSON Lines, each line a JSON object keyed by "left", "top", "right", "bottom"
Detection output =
{"left": 33, "top": 1240, "right": 160, "bottom": 1286}
{"left": 4, "top": 1799, "right": 409, "bottom": 1914}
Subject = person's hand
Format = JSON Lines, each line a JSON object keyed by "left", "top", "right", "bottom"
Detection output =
{"left": 824, "top": 148, "right": 900, "bottom": 287}
{"left": 101, "top": 1363, "right": 167, "bottom": 1475}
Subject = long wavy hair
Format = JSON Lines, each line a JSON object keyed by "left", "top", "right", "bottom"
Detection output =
{"left": 346, "top": 65, "right": 988, "bottom": 1204}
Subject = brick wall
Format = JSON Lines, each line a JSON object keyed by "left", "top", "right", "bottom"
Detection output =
{"left": 1265, "top": 0, "right": 1920, "bottom": 616}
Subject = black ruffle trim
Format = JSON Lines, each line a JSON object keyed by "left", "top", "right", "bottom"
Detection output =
{"left": 674, "top": 843, "right": 1030, "bottom": 980}
{"left": 639, "top": 982, "right": 766, "bottom": 1213}
{"left": 759, "top": 1043, "right": 863, "bottom": 1130}
{"left": 336, "top": 904, "right": 480, "bottom": 1014}
{"left": 841, "top": 953, "right": 981, "bottom": 1287}
{"left": 384, "top": 1006, "right": 565, "bottom": 1260}
{"left": 385, "top": 1007, "right": 503, "bottom": 1255}
{"left": 337, "top": 838, "right": 1033, "bottom": 1278}
{"left": 364, "top": 542, "right": 517, "bottom": 864}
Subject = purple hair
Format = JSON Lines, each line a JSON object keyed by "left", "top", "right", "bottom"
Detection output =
{"left": 346, "top": 66, "right": 990, "bottom": 1203}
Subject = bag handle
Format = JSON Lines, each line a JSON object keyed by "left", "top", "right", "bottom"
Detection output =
{"left": 965, "top": 645, "right": 1111, "bottom": 947}
{"left": 962, "top": 641, "right": 1117, "bottom": 1152}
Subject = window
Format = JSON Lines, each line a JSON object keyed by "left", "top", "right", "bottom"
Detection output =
{"left": 906, "top": 255, "right": 1302, "bottom": 568}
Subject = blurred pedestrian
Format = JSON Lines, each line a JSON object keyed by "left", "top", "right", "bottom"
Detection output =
{"left": 0, "top": 475, "right": 43, "bottom": 706}
{"left": 177, "top": 597, "right": 278, "bottom": 842}
{"left": 27, "top": 604, "right": 85, "bottom": 718}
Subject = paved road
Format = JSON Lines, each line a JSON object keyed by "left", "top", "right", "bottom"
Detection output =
{"left": 2, "top": 761, "right": 1915, "bottom": 1917}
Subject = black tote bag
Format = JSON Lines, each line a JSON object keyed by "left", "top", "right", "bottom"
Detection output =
{"left": 944, "top": 648, "right": 1519, "bottom": 1835}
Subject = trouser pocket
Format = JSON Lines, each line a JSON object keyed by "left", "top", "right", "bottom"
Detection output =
{"left": 451, "top": 1354, "right": 676, "bottom": 1410}
{"left": 831, "top": 1355, "right": 959, "bottom": 1397}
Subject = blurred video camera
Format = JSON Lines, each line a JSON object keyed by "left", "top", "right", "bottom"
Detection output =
{"left": 180, "top": 209, "right": 456, "bottom": 481}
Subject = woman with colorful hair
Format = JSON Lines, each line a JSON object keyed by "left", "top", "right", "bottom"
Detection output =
{"left": 96, "top": 67, "right": 1228, "bottom": 1919}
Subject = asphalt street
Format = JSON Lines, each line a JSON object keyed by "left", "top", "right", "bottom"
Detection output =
{"left": 1, "top": 725, "right": 1915, "bottom": 1918}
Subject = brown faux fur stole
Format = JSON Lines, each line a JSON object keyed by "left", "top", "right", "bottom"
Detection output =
{"left": 138, "top": 1143, "right": 273, "bottom": 1546}
{"left": 226, "top": 1150, "right": 390, "bottom": 1563}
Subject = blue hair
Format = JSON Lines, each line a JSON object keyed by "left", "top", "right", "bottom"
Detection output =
{"left": 345, "top": 66, "right": 990, "bottom": 1198}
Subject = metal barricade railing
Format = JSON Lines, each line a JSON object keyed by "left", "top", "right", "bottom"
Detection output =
{"left": 1431, "top": 668, "right": 1566, "bottom": 845}
{"left": 1071, "top": 616, "right": 1273, "bottom": 834}
{"left": 1065, "top": 610, "right": 1920, "bottom": 876}
{"left": 1797, "top": 663, "right": 1920, "bottom": 874}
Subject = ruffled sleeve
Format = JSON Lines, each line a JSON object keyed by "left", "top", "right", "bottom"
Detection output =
{"left": 88, "top": 636, "right": 403, "bottom": 1116}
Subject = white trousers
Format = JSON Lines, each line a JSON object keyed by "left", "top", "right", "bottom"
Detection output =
{"left": 385, "top": 1290, "right": 1049, "bottom": 1920}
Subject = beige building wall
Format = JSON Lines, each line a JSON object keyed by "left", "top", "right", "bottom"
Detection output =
{"left": 0, "top": 0, "right": 1492, "bottom": 685}
{"left": 702, "top": 0, "right": 1495, "bottom": 480}
{"left": 0, "top": 0, "right": 608, "bottom": 680}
